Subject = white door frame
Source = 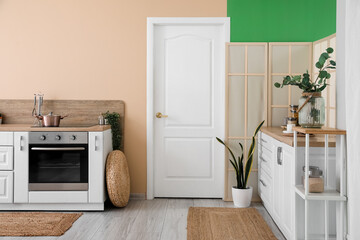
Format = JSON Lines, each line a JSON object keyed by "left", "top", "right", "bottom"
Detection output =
{"left": 146, "top": 17, "right": 230, "bottom": 200}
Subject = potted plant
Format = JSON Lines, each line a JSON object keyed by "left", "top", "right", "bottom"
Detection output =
{"left": 274, "top": 47, "right": 336, "bottom": 128}
{"left": 217, "top": 120, "right": 264, "bottom": 208}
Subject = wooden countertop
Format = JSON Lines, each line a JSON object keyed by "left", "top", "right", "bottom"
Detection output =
{"left": 0, "top": 124, "right": 111, "bottom": 132}
{"left": 261, "top": 127, "right": 336, "bottom": 147}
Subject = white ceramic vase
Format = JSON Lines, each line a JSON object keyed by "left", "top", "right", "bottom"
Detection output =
{"left": 232, "top": 186, "right": 253, "bottom": 208}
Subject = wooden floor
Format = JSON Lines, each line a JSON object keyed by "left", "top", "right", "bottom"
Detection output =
{"left": 2, "top": 199, "right": 285, "bottom": 240}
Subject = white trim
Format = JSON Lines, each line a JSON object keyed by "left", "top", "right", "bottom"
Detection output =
{"left": 146, "top": 17, "right": 230, "bottom": 200}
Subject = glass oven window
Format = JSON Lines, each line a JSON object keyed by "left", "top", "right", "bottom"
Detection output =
{"left": 29, "top": 144, "right": 88, "bottom": 183}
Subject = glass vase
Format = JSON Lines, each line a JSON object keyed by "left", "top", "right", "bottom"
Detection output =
{"left": 298, "top": 92, "right": 325, "bottom": 128}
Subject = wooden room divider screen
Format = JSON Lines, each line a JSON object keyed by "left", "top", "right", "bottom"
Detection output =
{"left": 225, "top": 43, "right": 268, "bottom": 201}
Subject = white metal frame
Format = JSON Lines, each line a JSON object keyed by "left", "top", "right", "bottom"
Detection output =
{"left": 146, "top": 17, "right": 230, "bottom": 200}
{"left": 294, "top": 130, "right": 347, "bottom": 240}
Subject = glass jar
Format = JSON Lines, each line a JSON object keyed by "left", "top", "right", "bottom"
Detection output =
{"left": 298, "top": 92, "right": 325, "bottom": 128}
{"left": 289, "top": 105, "right": 299, "bottom": 120}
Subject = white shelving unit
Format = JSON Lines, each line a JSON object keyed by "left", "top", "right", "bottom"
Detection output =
{"left": 293, "top": 127, "right": 347, "bottom": 240}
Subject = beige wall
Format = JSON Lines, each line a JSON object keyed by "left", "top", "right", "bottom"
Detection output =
{"left": 0, "top": 0, "right": 227, "bottom": 194}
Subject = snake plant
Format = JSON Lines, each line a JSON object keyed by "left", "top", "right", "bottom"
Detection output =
{"left": 216, "top": 120, "right": 264, "bottom": 189}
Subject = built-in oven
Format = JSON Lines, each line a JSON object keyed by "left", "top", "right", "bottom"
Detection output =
{"left": 29, "top": 132, "right": 88, "bottom": 191}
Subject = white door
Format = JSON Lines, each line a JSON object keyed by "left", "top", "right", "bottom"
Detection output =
{"left": 148, "top": 18, "right": 230, "bottom": 198}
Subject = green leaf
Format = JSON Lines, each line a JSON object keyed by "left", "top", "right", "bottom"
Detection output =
{"left": 319, "top": 56, "right": 326, "bottom": 65}
{"left": 327, "top": 66, "right": 336, "bottom": 69}
{"left": 243, "top": 120, "right": 264, "bottom": 188}
{"left": 318, "top": 84, "right": 327, "bottom": 92}
{"left": 293, "top": 75, "right": 301, "bottom": 81}
{"left": 315, "top": 62, "right": 323, "bottom": 69}
{"left": 318, "top": 78, "right": 323, "bottom": 84}
{"left": 216, "top": 137, "right": 238, "bottom": 172}
{"left": 319, "top": 70, "right": 327, "bottom": 78}
{"left": 326, "top": 47, "right": 334, "bottom": 53}
{"left": 321, "top": 52, "right": 330, "bottom": 59}
{"left": 274, "top": 82, "right": 281, "bottom": 88}
{"left": 330, "top": 60, "right": 336, "bottom": 66}
{"left": 326, "top": 73, "right": 331, "bottom": 79}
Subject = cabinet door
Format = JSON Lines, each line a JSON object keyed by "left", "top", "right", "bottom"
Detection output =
{"left": 88, "top": 132, "right": 104, "bottom": 203}
{"left": 0, "top": 171, "right": 13, "bottom": 203}
{"left": 282, "top": 146, "right": 294, "bottom": 239}
{"left": 14, "top": 132, "right": 29, "bottom": 203}
{"left": 272, "top": 144, "right": 283, "bottom": 225}
{"left": 0, "top": 146, "right": 14, "bottom": 170}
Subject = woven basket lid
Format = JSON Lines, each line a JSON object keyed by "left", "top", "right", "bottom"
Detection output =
{"left": 106, "top": 150, "right": 130, "bottom": 207}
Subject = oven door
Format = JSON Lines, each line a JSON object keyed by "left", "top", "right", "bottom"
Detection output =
{"left": 29, "top": 144, "right": 88, "bottom": 191}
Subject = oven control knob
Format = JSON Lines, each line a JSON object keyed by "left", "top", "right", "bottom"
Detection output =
{"left": 55, "top": 135, "right": 61, "bottom": 140}
{"left": 70, "top": 135, "right": 76, "bottom": 141}
{"left": 40, "top": 135, "right": 46, "bottom": 141}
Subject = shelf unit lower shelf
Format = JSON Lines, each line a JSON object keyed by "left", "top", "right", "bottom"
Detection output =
{"left": 294, "top": 185, "right": 347, "bottom": 201}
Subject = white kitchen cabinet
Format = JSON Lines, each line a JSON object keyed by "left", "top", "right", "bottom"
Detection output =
{"left": 0, "top": 171, "right": 13, "bottom": 203}
{"left": 0, "top": 132, "right": 13, "bottom": 145}
{"left": 271, "top": 141, "right": 294, "bottom": 239}
{"left": 88, "top": 130, "right": 112, "bottom": 203}
{"left": 259, "top": 132, "right": 294, "bottom": 240}
{"left": 14, "top": 132, "right": 29, "bottom": 203}
{"left": 0, "top": 146, "right": 13, "bottom": 170}
{"left": 258, "top": 131, "right": 274, "bottom": 213}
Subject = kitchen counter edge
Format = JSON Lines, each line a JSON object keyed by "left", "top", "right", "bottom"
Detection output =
{"left": 0, "top": 124, "right": 111, "bottom": 132}
{"left": 260, "top": 127, "right": 336, "bottom": 148}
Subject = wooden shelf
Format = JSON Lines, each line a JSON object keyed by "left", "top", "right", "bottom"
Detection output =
{"left": 294, "top": 185, "right": 347, "bottom": 201}
{"left": 293, "top": 127, "right": 346, "bottom": 135}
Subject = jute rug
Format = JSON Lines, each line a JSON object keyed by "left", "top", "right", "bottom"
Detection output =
{"left": 187, "top": 207, "right": 277, "bottom": 240}
{"left": 0, "top": 212, "right": 82, "bottom": 236}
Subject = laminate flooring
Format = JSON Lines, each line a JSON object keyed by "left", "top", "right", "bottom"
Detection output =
{"left": 1, "top": 199, "right": 285, "bottom": 240}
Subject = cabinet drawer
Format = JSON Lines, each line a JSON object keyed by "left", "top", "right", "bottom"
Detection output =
{"left": 259, "top": 170, "right": 272, "bottom": 206}
{"left": 259, "top": 132, "right": 273, "bottom": 152}
{"left": 0, "top": 132, "right": 13, "bottom": 146}
{"left": 0, "top": 147, "right": 13, "bottom": 170}
{"left": 259, "top": 147, "right": 272, "bottom": 177}
{"left": 0, "top": 171, "right": 13, "bottom": 203}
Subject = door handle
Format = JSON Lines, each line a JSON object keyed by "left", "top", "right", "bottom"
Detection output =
{"left": 94, "top": 136, "right": 98, "bottom": 151}
{"left": 19, "top": 136, "right": 23, "bottom": 151}
{"left": 156, "top": 112, "right": 168, "bottom": 118}
{"left": 259, "top": 179, "right": 267, "bottom": 187}
{"left": 277, "top": 147, "right": 282, "bottom": 165}
{"left": 31, "top": 147, "right": 86, "bottom": 151}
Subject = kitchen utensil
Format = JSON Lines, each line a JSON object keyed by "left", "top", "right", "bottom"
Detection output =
{"left": 36, "top": 112, "right": 68, "bottom": 127}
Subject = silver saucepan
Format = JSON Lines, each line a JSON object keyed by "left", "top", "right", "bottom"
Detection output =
{"left": 36, "top": 112, "right": 68, "bottom": 127}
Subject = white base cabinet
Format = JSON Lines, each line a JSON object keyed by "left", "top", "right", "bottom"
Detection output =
{"left": 0, "top": 172, "right": 13, "bottom": 203}
{"left": 258, "top": 131, "right": 336, "bottom": 240}
{"left": 0, "top": 129, "right": 112, "bottom": 211}
{"left": 258, "top": 131, "right": 294, "bottom": 239}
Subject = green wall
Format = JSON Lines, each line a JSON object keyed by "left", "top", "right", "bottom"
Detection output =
{"left": 228, "top": 0, "right": 336, "bottom": 42}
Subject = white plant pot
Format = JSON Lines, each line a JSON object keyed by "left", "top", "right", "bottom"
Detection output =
{"left": 232, "top": 186, "right": 253, "bottom": 208}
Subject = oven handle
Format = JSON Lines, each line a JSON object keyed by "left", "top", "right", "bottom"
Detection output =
{"left": 30, "top": 147, "right": 86, "bottom": 151}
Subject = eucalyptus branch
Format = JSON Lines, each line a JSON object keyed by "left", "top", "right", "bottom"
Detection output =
{"left": 274, "top": 47, "right": 335, "bottom": 93}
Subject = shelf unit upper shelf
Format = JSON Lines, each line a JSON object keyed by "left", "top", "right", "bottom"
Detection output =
{"left": 294, "top": 185, "right": 347, "bottom": 201}
{"left": 293, "top": 126, "right": 346, "bottom": 135}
